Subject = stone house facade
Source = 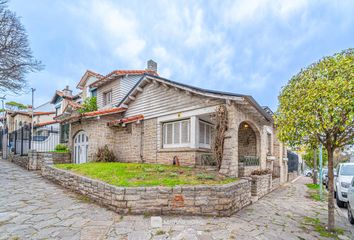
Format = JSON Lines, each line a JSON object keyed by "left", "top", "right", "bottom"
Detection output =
{"left": 56, "top": 61, "right": 288, "bottom": 182}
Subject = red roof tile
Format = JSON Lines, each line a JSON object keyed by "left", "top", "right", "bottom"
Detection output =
{"left": 34, "top": 120, "right": 58, "bottom": 127}
{"left": 83, "top": 107, "right": 126, "bottom": 117}
{"left": 107, "top": 114, "right": 144, "bottom": 127}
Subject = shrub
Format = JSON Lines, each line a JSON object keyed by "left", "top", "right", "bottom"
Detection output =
{"left": 196, "top": 173, "right": 216, "bottom": 180}
{"left": 54, "top": 144, "right": 69, "bottom": 152}
{"left": 78, "top": 96, "right": 97, "bottom": 114}
{"left": 251, "top": 168, "right": 272, "bottom": 176}
{"left": 95, "top": 145, "right": 116, "bottom": 162}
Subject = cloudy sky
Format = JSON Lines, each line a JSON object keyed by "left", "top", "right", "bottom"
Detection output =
{"left": 6, "top": 0, "right": 354, "bottom": 110}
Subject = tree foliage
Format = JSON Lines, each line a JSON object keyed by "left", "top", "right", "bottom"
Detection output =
{"left": 78, "top": 97, "right": 97, "bottom": 114}
{"left": 0, "top": 1, "right": 43, "bottom": 93}
{"left": 275, "top": 48, "right": 354, "bottom": 231}
{"left": 5, "top": 101, "right": 26, "bottom": 110}
{"left": 302, "top": 147, "right": 328, "bottom": 169}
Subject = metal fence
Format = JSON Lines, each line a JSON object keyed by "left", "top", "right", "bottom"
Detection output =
{"left": 239, "top": 155, "right": 260, "bottom": 166}
{"left": 8, "top": 124, "right": 60, "bottom": 155}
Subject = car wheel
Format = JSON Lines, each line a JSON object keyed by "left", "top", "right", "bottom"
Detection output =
{"left": 348, "top": 204, "right": 354, "bottom": 225}
{"left": 336, "top": 193, "right": 345, "bottom": 208}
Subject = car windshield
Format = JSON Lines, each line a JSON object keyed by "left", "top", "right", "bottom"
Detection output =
{"left": 340, "top": 165, "right": 354, "bottom": 176}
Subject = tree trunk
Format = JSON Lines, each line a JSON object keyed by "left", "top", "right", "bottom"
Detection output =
{"left": 327, "top": 147, "right": 335, "bottom": 231}
{"left": 313, "top": 149, "right": 317, "bottom": 184}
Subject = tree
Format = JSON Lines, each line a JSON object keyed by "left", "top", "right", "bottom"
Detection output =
{"left": 78, "top": 97, "right": 97, "bottom": 114}
{"left": 275, "top": 49, "right": 354, "bottom": 231}
{"left": 303, "top": 146, "right": 328, "bottom": 169}
{"left": 0, "top": 1, "right": 42, "bottom": 93}
{"left": 5, "top": 101, "right": 26, "bottom": 110}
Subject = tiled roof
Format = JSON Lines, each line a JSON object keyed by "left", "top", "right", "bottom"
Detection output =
{"left": 82, "top": 107, "right": 126, "bottom": 117}
{"left": 33, "top": 111, "right": 55, "bottom": 116}
{"left": 107, "top": 114, "right": 144, "bottom": 127}
{"left": 34, "top": 120, "right": 58, "bottom": 127}
{"left": 77, "top": 70, "right": 103, "bottom": 90}
{"left": 90, "top": 70, "right": 158, "bottom": 88}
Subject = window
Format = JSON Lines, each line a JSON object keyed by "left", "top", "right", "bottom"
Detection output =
{"left": 103, "top": 91, "right": 112, "bottom": 105}
{"left": 267, "top": 133, "right": 272, "bottom": 155}
{"left": 91, "top": 89, "right": 97, "bottom": 97}
{"left": 163, "top": 120, "right": 190, "bottom": 148}
{"left": 60, "top": 124, "right": 69, "bottom": 143}
{"left": 199, "top": 121, "right": 212, "bottom": 148}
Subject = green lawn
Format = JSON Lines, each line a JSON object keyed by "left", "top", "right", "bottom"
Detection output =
{"left": 55, "top": 162, "right": 237, "bottom": 187}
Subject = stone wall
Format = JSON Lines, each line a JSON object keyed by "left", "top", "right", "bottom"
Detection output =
{"left": 250, "top": 174, "right": 272, "bottom": 199}
{"left": 271, "top": 177, "right": 280, "bottom": 191}
{"left": 41, "top": 165, "right": 252, "bottom": 217}
{"left": 238, "top": 165, "right": 260, "bottom": 177}
{"left": 288, "top": 171, "right": 298, "bottom": 182}
{"left": 9, "top": 151, "right": 71, "bottom": 170}
{"left": 9, "top": 153, "right": 29, "bottom": 169}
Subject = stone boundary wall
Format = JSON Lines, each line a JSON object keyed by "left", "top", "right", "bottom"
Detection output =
{"left": 288, "top": 171, "right": 298, "bottom": 182}
{"left": 271, "top": 177, "right": 280, "bottom": 191}
{"left": 9, "top": 153, "right": 29, "bottom": 169}
{"left": 10, "top": 151, "right": 71, "bottom": 170}
{"left": 41, "top": 165, "right": 252, "bottom": 217}
{"left": 238, "top": 165, "right": 260, "bottom": 177}
{"left": 250, "top": 174, "right": 272, "bottom": 199}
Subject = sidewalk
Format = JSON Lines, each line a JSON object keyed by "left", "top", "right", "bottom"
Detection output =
{"left": 0, "top": 159, "right": 353, "bottom": 239}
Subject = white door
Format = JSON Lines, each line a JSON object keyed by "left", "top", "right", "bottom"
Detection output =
{"left": 74, "top": 131, "right": 88, "bottom": 164}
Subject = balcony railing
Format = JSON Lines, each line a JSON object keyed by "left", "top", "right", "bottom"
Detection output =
{"left": 239, "top": 155, "right": 260, "bottom": 166}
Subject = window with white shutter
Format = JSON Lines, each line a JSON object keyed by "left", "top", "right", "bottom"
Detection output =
{"left": 199, "top": 121, "right": 212, "bottom": 148}
{"left": 163, "top": 119, "right": 190, "bottom": 148}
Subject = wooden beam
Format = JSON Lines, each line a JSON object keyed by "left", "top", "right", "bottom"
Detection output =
{"left": 128, "top": 95, "right": 136, "bottom": 101}
{"left": 136, "top": 87, "right": 143, "bottom": 92}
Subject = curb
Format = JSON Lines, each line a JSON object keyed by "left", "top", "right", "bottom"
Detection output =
{"left": 291, "top": 175, "right": 302, "bottom": 183}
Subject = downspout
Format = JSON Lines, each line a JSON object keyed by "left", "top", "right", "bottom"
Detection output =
{"left": 140, "top": 120, "right": 144, "bottom": 163}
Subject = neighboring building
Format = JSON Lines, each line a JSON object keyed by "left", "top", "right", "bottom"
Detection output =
{"left": 56, "top": 60, "right": 289, "bottom": 182}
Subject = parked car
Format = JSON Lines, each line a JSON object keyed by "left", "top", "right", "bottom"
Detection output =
{"left": 322, "top": 169, "right": 328, "bottom": 185}
{"left": 324, "top": 169, "right": 335, "bottom": 190}
{"left": 347, "top": 177, "right": 354, "bottom": 224}
{"left": 304, "top": 169, "right": 312, "bottom": 177}
{"left": 335, "top": 163, "right": 354, "bottom": 207}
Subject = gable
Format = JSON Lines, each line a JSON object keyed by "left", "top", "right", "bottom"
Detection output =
{"left": 124, "top": 82, "right": 223, "bottom": 119}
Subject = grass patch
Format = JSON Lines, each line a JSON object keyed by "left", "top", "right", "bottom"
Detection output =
{"left": 305, "top": 184, "right": 326, "bottom": 201}
{"left": 302, "top": 217, "right": 345, "bottom": 239}
{"left": 55, "top": 162, "right": 237, "bottom": 187}
{"left": 305, "top": 183, "right": 320, "bottom": 190}
{"left": 155, "top": 230, "right": 166, "bottom": 235}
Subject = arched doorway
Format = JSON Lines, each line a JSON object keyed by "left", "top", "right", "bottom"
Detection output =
{"left": 74, "top": 131, "right": 88, "bottom": 164}
{"left": 238, "top": 121, "right": 260, "bottom": 169}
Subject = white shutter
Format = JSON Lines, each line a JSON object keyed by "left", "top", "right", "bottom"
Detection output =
{"left": 199, "top": 122, "right": 205, "bottom": 144}
{"left": 206, "top": 124, "right": 210, "bottom": 145}
{"left": 166, "top": 123, "right": 173, "bottom": 144}
{"left": 181, "top": 120, "right": 189, "bottom": 143}
{"left": 173, "top": 122, "right": 180, "bottom": 144}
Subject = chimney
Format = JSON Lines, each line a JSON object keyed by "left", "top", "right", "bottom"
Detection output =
{"left": 62, "top": 85, "right": 73, "bottom": 97}
{"left": 147, "top": 59, "right": 157, "bottom": 72}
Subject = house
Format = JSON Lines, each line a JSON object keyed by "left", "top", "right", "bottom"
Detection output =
{"left": 56, "top": 60, "right": 289, "bottom": 182}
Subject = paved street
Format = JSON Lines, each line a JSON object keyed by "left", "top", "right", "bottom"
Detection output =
{"left": 0, "top": 159, "right": 353, "bottom": 240}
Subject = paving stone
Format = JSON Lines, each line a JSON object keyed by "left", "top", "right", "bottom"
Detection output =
{"left": 1, "top": 160, "right": 354, "bottom": 240}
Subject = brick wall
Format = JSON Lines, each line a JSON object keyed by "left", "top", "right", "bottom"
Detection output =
{"left": 42, "top": 165, "right": 252, "bottom": 217}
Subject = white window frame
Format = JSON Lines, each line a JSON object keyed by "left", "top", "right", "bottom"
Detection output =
{"left": 103, "top": 90, "right": 112, "bottom": 106}
{"left": 163, "top": 119, "right": 190, "bottom": 148}
{"left": 199, "top": 120, "right": 212, "bottom": 149}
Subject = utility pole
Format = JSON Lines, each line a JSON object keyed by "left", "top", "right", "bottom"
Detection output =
{"left": 0, "top": 95, "right": 6, "bottom": 159}
{"left": 313, "top": 148, "right": 317, "bottom": 184}
{"left": 31, "top": 88, "right": 35, "bottom": 145}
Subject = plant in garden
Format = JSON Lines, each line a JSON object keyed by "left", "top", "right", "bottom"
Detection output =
{"left": 95, "top": 145, "right": 116, "bottom": 162}
{"left": 78, "top": 96, "right": 97, "bottom": 114}
{"left": 54, "top": 144, "right": 69, "bottom": 152}
{"left": 275, "top": 48, "right": 354, "bottom": 231}
{"left": 251, "top": 169, "right": 272, "bottom": 176}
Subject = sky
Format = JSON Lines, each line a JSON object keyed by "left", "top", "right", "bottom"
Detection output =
{"left": 5, "top": 0, "right": 354, "bottom": 111}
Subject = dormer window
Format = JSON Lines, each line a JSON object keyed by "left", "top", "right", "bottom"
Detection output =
{"left": 104, "top": 91, "right": 112, "bottom": 106}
